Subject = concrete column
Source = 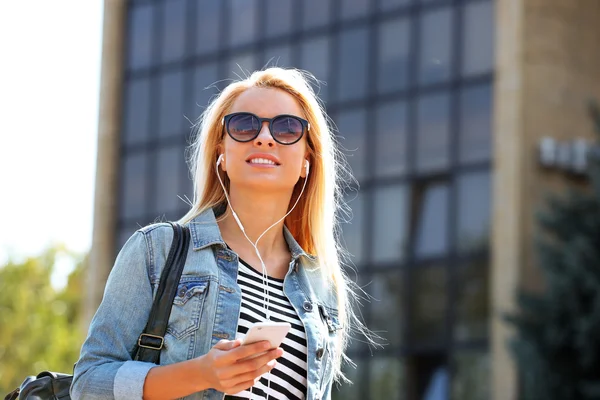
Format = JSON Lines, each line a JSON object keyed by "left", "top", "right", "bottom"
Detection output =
{"left": 492, "top": 0, "right": 600, "bottom": 398}
{"left": 84, "top": 0, "right": 126, "bottom": 331}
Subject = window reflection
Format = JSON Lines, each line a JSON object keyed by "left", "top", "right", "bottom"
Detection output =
{"left": 264, "top": 44, "right": 293, "bottom": 69}
{"left": 416, "top": 92, "right": 450, "bottom": 173}
{"left": 340, "top": 0, "right": 370, "bottom": 20}
{"left": 227, "top": 53, "right": 256, "bottom": 80}
{"left": 124, "top": 78, "right": 151, "bottom": 146}
{"left": 121, "top": 152, "right": 147, "bottom": 220}
{"left": 378, "top": 0, "right": 410, "bottom": 12}
{"left": 378, "top": 17, "right": 410, "bottom": 94}
{"left": 342, "top": 191, "right": 364, "bottom": 266}
{"left": 462, "top": 1, "right": 494, "bottom": 76}
{"left": 372, "top": 185, "right": 409, "bottom": 263}
{"left": 414, "top": 181, "right": 449, "bottom": 259}
{"left": 228, "top": 0, "right": 257, "bottom": 47}
{"left": 456, "top": 171, "right": 491, "bottom": 253}
{"left": 369, "top": 272, "right": 403, "bottom": 347}
{"left": 459, "top": 84, "right": 492, "bottom": 164}
{"left": 158, "top": 69, "right": 185, "bottom": 138}
{"left": 302, "top": 0, "right": 331, "bottom": 30}
{"left": 337, "top": 27, "right": 368, "bottom": 102}
{"left": 369, "top": 357, "right": 405, "bottom": 399}
{"left": 411, "top": 265, "right": 446, "bottom": 343}
{"left": 375, "top": 100, "right": 408, "bottom": 177}
{"left": 265, "top": 0, "right": 293, "bottom": 38}
{"left": 332, "top": 358, "right": 365, "bottom": 400}
{"left": 418, "top": 7, "right": 452, "bottom": 85}
{"left": 301, "top": 36, "right": 330, "bottom": 102}
{"left": 189, "top": 63, "right": 219, "bottom": 123}
{"left": 161, "top": 0, "right": 186, "bottom": 63}
{"left": 154, "top": 146, "right": 183, "bottom": 214}
{"left": 127, "top": 4, "right": 154, "bottom": 70}
{"left": 451, "top": 351, "right": 490, "bottom": 400}
{"left": 196, "top": 0, "right": 221, "bottom": 54}
{"left": 455, "top": 258, "right": 489, "bottom": 342}
{"left": 336, "top": 108, "right": 367, "bottom": 181}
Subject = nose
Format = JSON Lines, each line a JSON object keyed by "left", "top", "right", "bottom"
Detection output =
{"left": 253, "top": 121, "right": 275, "bottom": 148}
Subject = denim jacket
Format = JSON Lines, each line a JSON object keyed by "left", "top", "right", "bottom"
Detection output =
{"left": 71, "top": 208, "right": 341, "bottom": 400}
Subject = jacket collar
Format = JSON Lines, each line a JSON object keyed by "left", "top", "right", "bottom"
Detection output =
{"left": 187, "top": 207, "right": 317, "bottom": 262}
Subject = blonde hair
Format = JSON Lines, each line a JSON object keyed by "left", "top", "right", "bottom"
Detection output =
{"left": 179, "top": 67, "right": 373, "bottom": 382}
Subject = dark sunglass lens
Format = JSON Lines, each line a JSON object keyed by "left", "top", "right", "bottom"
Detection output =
{"left": 271, "top": 116, "right": 303, "bottom": 143}
{"left": 228, "top": 114, "right": 259, "bottom": 141}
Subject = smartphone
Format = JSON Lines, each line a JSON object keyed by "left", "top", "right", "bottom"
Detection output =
{"left": 242, "top": 321, "right": 291, "bottom": 350}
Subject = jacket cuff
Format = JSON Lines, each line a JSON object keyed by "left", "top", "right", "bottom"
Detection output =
{"left": 114, "top": 361, "right": 155, "bottom": 400}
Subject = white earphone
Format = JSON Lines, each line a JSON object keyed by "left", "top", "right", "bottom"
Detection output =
{"left": 304, "top": 159, "right": 310, "bottom": 176}
{"left": 217, "top": 154, "right": 224, "bottom": 167}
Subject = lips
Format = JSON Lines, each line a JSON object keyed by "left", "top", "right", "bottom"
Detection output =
{"left": 245, "top": 153, "right": 281, "bottom": 165}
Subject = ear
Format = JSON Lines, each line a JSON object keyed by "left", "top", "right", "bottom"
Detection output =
{"left": 300, "top": 159, "right": 309, "bottom": 178}
{"left": 216, "top": 146, "right": 226, "bottom": 172}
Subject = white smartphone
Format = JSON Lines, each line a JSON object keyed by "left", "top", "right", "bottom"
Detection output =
{"left": 242, "top": 321, "right": 291, "bottom": 349}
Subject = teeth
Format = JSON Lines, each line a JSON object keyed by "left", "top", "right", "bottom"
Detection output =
{"left": 248, "top": 158, "right": 276, "bottom": 165}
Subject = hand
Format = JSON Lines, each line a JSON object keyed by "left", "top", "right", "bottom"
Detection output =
{"left": 197, "top": 339, "right": 284, "bottom": 394}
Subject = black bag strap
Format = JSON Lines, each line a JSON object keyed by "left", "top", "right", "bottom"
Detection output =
{"left": 134, "top": 222, "right": 191, "bottom": 363}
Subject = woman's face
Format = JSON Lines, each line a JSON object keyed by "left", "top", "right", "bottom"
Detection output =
{"left": 220, "top": 87, "right": 309, "bottom": 193}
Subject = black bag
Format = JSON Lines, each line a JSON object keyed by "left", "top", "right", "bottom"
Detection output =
{"left": 4, "top": 222, "right": 190, "bottom": 400}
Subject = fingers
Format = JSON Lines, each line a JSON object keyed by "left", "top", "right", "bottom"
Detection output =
{"left": 226, "top": 348, "right": 284, "bottom": 378}
{"left": 229, "top": 341, "right": 273, "bottom": 362}
{"left": 214, "top": 339, "right": 241, "bottom": 351}
{"left": 221, "top": 360, "right": 278, "bottom": 394}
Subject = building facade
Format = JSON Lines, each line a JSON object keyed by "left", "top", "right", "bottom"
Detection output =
{"left": 89, "top": 0, "right": 600, "bottom": 399}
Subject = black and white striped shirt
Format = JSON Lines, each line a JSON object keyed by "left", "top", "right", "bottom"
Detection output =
{"left": 225, "top": 258, "right": 308, "bottom": 400}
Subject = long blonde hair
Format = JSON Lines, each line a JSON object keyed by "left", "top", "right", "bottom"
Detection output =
{"left": 180, "top": 67, "right": 372, "bottom": 382}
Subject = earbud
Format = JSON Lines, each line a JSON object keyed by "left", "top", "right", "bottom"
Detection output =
{"left": 217, "top": 154, "right": 224, "bottom": 167}
{"left": 304, "top": 160, "right": 310, "bottom": 176}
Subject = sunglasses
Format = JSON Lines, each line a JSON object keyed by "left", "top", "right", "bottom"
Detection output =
{"left": 222, "top": 112, "right": 310, "bottom": 145}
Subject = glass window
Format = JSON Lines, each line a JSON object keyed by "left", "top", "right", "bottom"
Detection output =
{"left": 123, "top": 77, "right": 151, "bottom": 146}
{"left": 302, "top": 0, "right": 331, "bottom": 30}
{"left": 265, "top": 0, "right": 293, "bottom": 38}
{"left": 196, "top": 0, "right": 221, "bottom": 54}
{"left": 332, "top": 357, "right": 365, "bottom": 400}
{"left": 161, "top": 0, "right": 186, "bottom": 63}
{"left": 154, "top": 146, "right": 183, "bottom": 215}
{"left": 462, "top": 1, "right": 494, "bottom": 76}
{"left": 188, "top": 62, "right": 219, "bottom": 123}
{"left": 375, "top": 100, "right": 408, "bottom": 177}
{"left": 379, "top": 0, "right": 410, "bottom": 12}
{"left": 456, "top": 171, "right": 491, "bottom": 253}
{"left": 418, "top": 7, "right": 452, "bottom": 85}
{"left": 227, "top": 52, "right": 257, "bottom": 80}
{"left": 414, "top": 182, "right": 449, "bottom": 259}
{"left": 369, "top": 272, "right": 404, "bottom": 347}
{"left": 451, "top": 351, "right": 490, "bottom": 400}
{"left": 416, "top": 92, "right": 450, "bottom": 173}
{"left": 413, "top": 355, "right": 449, "bottom": 399}
{"left": 337, "top": 27, "right": 369, "bottom": 102}
{"left": 372, "top": 185, "right": 409, "bottom": 263}
{"left": 120, "top": 152, "right": 147, "bottom": 220}
{"left": 369, "top": 357, "right": 405, "bottom": 399}
{"left": 411, "top": 265, "right": 446, "bottom": 344}
{"left": 342, "top": 191, "right": 365, "bottom": 266}
{"left": 118, "top": 225, "right": 140, "bottom": 251}
{"left": 228, "top": 0, "right": 258, "bottom": 47}
{"left": 459, "top": 84, "right": 492, "bottom": 164}
{"left": 127, "top": 4, "right": 155, "bottom": 70}
{"left": 158, "top": 69, "right": 185, "bottom": 138}
{"left": 300, "top": 36, "right": 330, "bottom": 103}
{"left": 455, "top": 258, "right": 489, "bottom": 342}
{"left": 264, "top": 43, "right": 293, "bottom": 69}
{"left": 378, "top": 17, "right": 410, "bottom": 94}
{"left": 336, "top": 108, "right": 367, "bottom": 182}
{"left": 340, "top": 0, "right": 370, "bottom": 20}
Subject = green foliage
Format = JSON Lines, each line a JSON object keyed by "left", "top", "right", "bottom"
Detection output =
{"left": 505, "top": 103, "right": 600, "bottom": 399}
{"left": 0, "top": 247, "right": 86, "bottom": 395}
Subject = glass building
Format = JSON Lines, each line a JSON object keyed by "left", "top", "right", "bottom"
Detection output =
{"left": 97, "top": 0, "right": 496, "bottom": 398}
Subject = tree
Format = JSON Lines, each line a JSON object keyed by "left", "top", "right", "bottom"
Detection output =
{"left": 505, "top": 104, "right": 600, "bottom": 399}
{"left": 0, "top": 246, "right": 86, "bottom": 395}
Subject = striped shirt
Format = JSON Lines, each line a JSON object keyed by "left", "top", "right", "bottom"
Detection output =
{"left": 225, "top": 258, "right": 308, "bottom": 400}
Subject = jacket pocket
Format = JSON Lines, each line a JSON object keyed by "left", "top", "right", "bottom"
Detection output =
{"left": 166, "top": 277, "right": 210, "bottom": 340}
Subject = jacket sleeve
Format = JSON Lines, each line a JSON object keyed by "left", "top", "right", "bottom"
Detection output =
{"left": 70, "top": 231, "right": 156, "bottom": 400}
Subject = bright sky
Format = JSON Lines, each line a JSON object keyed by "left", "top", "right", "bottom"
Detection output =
{"left": 0, "top": 1, "right": 104, "bottom": 268}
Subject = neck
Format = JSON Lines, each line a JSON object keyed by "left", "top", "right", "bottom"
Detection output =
{"left": 218, "top": 187, "right": 292, "bottom": 259}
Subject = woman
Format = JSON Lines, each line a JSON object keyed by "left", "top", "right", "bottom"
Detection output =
{"left": 71, "top": 67, "right": 368, "bottom": 400}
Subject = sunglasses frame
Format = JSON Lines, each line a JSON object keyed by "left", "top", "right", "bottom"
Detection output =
{"left": 222, "top": 112, "right": 310, "bottom": 145}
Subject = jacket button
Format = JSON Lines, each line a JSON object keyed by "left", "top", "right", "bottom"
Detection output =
{"left": 316, "top": 347, "right": 324, "bottom": 360}
{"left": 303, "top": 301, "right": 313, "bottom": 312}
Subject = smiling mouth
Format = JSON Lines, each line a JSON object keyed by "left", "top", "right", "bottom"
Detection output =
{"left": 247, "top": 158, "right": 279, "bottom": 166}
